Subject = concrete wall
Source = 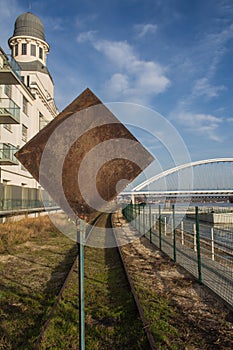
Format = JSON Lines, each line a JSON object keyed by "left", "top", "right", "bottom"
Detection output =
{"left": 187, "top": 213, "right": 233, "bottom": 224}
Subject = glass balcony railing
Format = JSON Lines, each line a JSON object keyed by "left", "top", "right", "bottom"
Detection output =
{"left": 0, "top": 199, "right": 56, "bottom": 211}
{"left": 0, "top": 56, "right": 22, "bottom": 84}
{"left": 0, "top": 144, "right": 18, "bottom": 165}
{"left": 0, "top": 98, "right": 20, "bottom": 124}
{"left": 8, "top": 56, "right": 22, "bottom": 81}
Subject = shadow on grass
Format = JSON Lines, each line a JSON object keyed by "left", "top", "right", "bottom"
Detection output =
{"left": 85, "top": 214, "right": 150, "bottom": 350}
{"left": 0, "top": 244, "right": 78, "bottom": 350}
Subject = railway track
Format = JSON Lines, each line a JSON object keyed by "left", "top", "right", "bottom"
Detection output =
{"left": 34, "top": 213, "right": 156, "bottom": 350}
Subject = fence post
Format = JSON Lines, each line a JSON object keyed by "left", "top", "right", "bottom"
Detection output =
{"left": 211, "top": 227, "right": 215, "bottom": 261}
{"left": 193, "top": 223, "right": 197, "bottom": 252}
{"left": 172, "top": 205, "right": 176, "bottom": 262}
{"left": 153, "top": 213, "right": 156, "bottom": 230}
{"left": 159, "top": 205, "right": 162, "bottom": 250}
{"left": 138, "top": 205, "right": 141, "bottom": 233}
{"left": 196, "top": 206, "right": 202, "bottom": 284}
{"left": 181, "top": 221, "right": 184, "bottom": 245}
{"left": 78, "top": 220, "right": 86, "bottom": 350}
{"left": 143, "top": 205, "right": 146, "bottom": 237}
{"left": 149, "top": 204, "right": 152, "bottom": 243}
{"left": 164, "top": 217, "right": 167, "bottom": 236}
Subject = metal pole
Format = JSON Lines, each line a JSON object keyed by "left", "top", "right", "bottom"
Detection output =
{"left": 149, "top": 204, "right": 152, "bottom": 243}
{"left": 193, "top": 223, "right": 197, "bottom": 252}
{"left": 164, "top": 217, "right": 167, "bottom": 236}
{"left": 138, "top": 205, "right": 141, "bottom": 233}
{"left": 143, "top": 205, "right": 145, "bottom": 237}
{"left": 159, "top": 205, "right": 162, "bottom": 250}
{"left": 181, "top": 221, "right": 184, "bottom": 245}
{"left": 78, "top": 220, "right": 85, "bottom": 350}
{"left": 172, "top": 205, "right": 176, "bottom": 262}
{"left": 195, "top": 206, "right": 202, "bottom": 284}
{"left": 211, "top": 227, "right": 215, "bottom": 261}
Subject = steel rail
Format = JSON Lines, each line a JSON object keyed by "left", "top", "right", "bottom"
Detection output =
{"left": 110, "top": 214, "right": 157, "bottom": 350}
{"left": 34, "top": 213, "right": 158, "bottom": 349}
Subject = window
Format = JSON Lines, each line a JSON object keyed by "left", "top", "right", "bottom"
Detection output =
{"left": 22, "top": 96, "right": 28, "bottom": 115}
{"left": 22, "top": 43, "right": 27, "bottom": 55}
{"left": 31, "top": 44, "right": 36, "bottom": 56}
{"left": 15, "top": 44, "right": 18, "bottom": 56}
{"left": 4, "top": 85, "right": 12, "bottom": 98}
{"left": 2, "top": 144, "right": 11, "bottom": 159}
{"left": 22, "top": 125, "right": 28, "bottom": 142}
{"left": 39, "top": 47, "right": 43, "bottom": 60}
{"left": 22, "top": 96, "right": 29, "bottom": 115}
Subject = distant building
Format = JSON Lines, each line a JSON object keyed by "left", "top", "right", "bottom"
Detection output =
{"left": 0, "top": 12, "right": 58, "bottom": 209}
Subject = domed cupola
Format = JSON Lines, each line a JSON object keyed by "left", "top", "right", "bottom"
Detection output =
{"left": 8, "top": 12, "right": 50, "bottom": 65}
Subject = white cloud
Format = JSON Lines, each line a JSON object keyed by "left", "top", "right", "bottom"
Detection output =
{"left": 75, "top": 14, "right": 98, "bottom": 29}
{"left": 77, "top": 30, "right": 97, "bottom": 43}
{"left": 92, "top": 39, "right": 170, "bottom": 103}
{"left": 135, "top": 23, "right": 158, "bottom": 37}
{"left": 176, "top": 111, "right": 223, "bottom": 142}
{"left": 192, "top": 78, "right": 226, "bottom": 99}
{"left": 105, "top": 73, "right": 129, "bottom": 95}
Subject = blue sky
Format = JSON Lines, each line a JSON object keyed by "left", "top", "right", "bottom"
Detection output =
{"left": 1, "top": 0, "right": 233, "bottom": 165}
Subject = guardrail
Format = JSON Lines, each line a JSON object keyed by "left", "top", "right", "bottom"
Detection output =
{"left": 122, "top": 204, "right": 233, "bottom": 308}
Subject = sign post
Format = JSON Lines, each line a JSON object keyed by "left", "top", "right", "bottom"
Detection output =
{"left": 15, "top": 88, "right": 154, "bottom": 348}
{"left": 78, "top": 220, "right": 85, "bottom": 350}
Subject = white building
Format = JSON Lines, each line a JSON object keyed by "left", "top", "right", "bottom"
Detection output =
{"left": 0, "top": 12, "right": 58, "bottom": 209}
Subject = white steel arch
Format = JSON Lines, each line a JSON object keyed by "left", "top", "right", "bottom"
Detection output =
{"left": 132, "top": 158, "right": 233, "bottom": 191}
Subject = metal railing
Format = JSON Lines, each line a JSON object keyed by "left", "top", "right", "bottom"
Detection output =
{"left": 123, "top": 204, "right": 233, "bottom": 307}
{"left": 0, "top": 98, "right": 20, "bottom": 123}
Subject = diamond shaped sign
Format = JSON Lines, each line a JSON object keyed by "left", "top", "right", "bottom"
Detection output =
{"left": 15, "top": 88, "right": 154, "bottom": 222}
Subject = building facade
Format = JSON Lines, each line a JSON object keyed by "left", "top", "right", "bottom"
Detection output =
{"left": 0, "top": 12, "right": 58, "bottom": 209}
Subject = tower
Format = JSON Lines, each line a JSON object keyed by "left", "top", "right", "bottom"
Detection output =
{"left": 8, "top": 12, "right": 49, "bottom": 65}
{"left": 8, "top": 11, "right": 56, "bottom": 106}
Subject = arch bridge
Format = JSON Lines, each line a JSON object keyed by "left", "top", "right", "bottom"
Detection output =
{"left": 131, "top": 158, "right": 233, "bottom": 193}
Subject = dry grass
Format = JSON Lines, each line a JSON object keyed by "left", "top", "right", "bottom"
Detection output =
{"left": 0, "top": 216, "right": 60, "bottom": 252}
{"left": 0, "top": 214, "right": 77, "bottom": 350}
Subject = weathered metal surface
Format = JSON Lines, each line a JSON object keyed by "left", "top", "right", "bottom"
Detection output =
{"left": 15, "top": 88, "right": 154, "bottom": 222}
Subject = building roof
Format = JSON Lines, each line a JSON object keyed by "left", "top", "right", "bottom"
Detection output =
{"left": 11, "top": 12, "right": 45, "bottom": 41}
{"left": 18, "top": 60, "right": 53, "bottom": 83}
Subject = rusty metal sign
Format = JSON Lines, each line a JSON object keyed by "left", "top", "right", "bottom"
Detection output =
{"left": 15, "top": 88, "right": 154, "bottom": 222}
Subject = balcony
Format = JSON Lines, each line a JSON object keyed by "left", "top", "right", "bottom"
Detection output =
{"left": 0, "top": 144, "right": 18, "bottom": 165}
{"left": 0, "top": 98, "right": 20, "bottom": 124}
{"left": 0, "top": 56, "right": 22, "bottom": 85}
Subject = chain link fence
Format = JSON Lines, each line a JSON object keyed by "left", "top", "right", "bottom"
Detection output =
{"left": 123, "top": 203, "right": 233, "bottom": 307}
